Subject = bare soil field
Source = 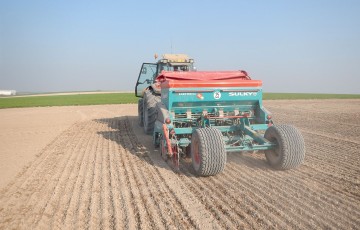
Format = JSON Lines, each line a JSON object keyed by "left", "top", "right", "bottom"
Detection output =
{"left": 0, "top": 100, "right": 359, "bottom": 229}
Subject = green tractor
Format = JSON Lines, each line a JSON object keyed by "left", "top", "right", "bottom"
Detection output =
{"left": 135, "top": 54, "right": 196, "bottom": 134}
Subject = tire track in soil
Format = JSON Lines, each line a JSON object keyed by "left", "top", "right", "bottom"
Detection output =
{"left": 88, "top": 121, "right": 106, "bottom": 230}
{"left": 103, "top": 117, "right": 199, "bottom": 229}
{"left": 223, "top": 163, "right": 309, "bottom": 229}
{"left": 73, "top": 122, "right": 100, "bottom": 230}
{"left": 35, "top": 121, "right": 98, "bottom": 229}
{"left": 182, "top": 152, "right": 340, "bottom": 229}
{"left": 226, "top": 155, "right": 356, "bottom": 229}
{"left": 118, "top": 118, "right": 199, "bottom": 229}
{"left": 42, "top": 122, "right": 95, "bottom": 229}
{"left": 283, "top": 133, "right": 358, "bottom": 215}
{"left": 100, "top": 125, "right": 116, "bottom": 230}
{"left": 0, "top": 134, "right": 64, "bottom": 196}
{"left": 179, "top": 163, "right": 272, "bottom": 229}
{"left": 107, "top": 126, "right": 131, "bottom": 230}
{"left": 304, "top": 135, "right": 360, "bottom": 166}
{"left": 207, "top": 163, "right": 300, "bottom": 229}
{"left": 98, "top": 120, "right": 117, "bottom": 230}
{"left": 259, "top": 145, "right": 360, "bottom": 218}
{"left": 172, "top": 117, "right": 360, "bottom": 228}
{"left": 295, "top": 133, "right": 360, "bottom": 200}
{"left": 46, "top": 122, "right": 96, "bottom": 230}
{"left": 109, "top": 132, "right": 137, "bottom": 230}
{"left": 0, "top": 117, "right": 198, "bottom": 229}
{"left": 239, "top": 142, "right": 360, "bottom": 226}
{"left": 129, "top": 116, "right": 224, "bottom": 229}
{"left": 0, "top": 122, "right": 91, "bottom": 229}
{"left": 301, "top": 154, "right": 360, "bottom": 199}
{"left": 118, "top": 132, "right": 153, "bottom": 229}
{"left": 1, "top": 101, "right": 360, "bottom": 230}
{"left": 70, "top": 124, "right": 99, "bottom": 230}
{"left": 0, "top": 123, "right": 83, "bottom": 205}
{"left": 268, "top": 106, "right": 360, "bottom": 144}
{"left": 116, "top": 120, "right": 161, "bottom": 229}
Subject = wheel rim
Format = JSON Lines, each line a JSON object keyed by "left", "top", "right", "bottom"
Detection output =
{"left": 266, "top": 139, "right": 281, "bottom": 163}
{"left": 192, "top": 137, "right": 200, "bottom": 168}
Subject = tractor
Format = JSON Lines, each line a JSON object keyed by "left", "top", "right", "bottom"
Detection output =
{"left": 135, "top": 54, "right": 305, "bottom": 176}
{"left": 135, "top": 54, "right": 195, "bottom": 134}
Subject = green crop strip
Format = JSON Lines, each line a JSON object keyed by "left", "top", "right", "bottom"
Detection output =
{"left": 0, "top": 92, "right": 359, "bottom": 109}
{"left": 0, "top": 93, "right": 138, "bottom": 109}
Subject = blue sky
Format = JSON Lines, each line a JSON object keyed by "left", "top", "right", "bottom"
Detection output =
{"left": 0, "top": 0, "right": 359, "bottom": 93}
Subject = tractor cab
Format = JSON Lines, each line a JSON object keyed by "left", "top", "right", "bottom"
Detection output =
{"left": 135, "top": 54, "right": 195, "bottom": 97}
{"left": 157, "top": 54, "right": 195, "bottom": 73}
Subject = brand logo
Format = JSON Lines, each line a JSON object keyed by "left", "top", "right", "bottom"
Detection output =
{"left": 229, "top": 92, "right": 258, "bottom": 97}
{"left": 214, "top": 91, "right": 221, "bottom": 100}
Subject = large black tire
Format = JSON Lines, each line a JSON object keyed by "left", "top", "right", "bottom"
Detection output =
{"left": 191, "top": 128, "right": 226, "bottom": 176}
{"left": 143, "top": 90, "right": 161, "bottom": 135}
{"left": 138, "top": 98, "right": 144, "bottom": 127}
{"left": 264, "top": 125, "right": 305, "bottom": 170}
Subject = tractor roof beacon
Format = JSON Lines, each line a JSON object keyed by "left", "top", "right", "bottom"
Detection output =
{"left": 134, "top": 54, "right": 305, "bottom": 176}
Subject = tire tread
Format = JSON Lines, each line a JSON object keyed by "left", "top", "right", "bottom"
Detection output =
{"left": 192, "top": 128, "right": 226, "bottom": 176}
{"left": 265, "top": 125, "right": 305, "bottom": 170}
{"left": 143, "top": 90, "right": 161, "bottom": 134}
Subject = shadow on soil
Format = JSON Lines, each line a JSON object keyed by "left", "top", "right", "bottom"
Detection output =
{"left": 94, "top": 116, "right": 178, "bottom": 174}
{"left": 95, "top": 116, "right": 273, "bottom": 177}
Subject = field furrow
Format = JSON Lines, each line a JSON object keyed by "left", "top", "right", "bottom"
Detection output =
{"left": 227, "top": 155, "right": 359, "bottom": 229}
{"left": 0, "top": 100, "right": 359, "bottom": 229}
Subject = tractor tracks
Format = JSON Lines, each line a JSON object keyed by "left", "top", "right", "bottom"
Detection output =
{"left": 0, "top": 118, "right": 199, "bottom": 229}
{"left": 1, "top": 106, "right": 360, "bottom": 229}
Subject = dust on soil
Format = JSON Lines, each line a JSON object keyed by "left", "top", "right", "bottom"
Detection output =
{"left": 0, "top": 100, "right": 359, "bottom": 229}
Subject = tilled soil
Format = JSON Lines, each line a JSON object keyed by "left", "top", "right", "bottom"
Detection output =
{"left": 0, "top": 100, "right": 359, "bottom": 229}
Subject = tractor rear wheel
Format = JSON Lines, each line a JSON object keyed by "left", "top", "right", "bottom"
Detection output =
{"left": 138, "top": 98, "right": 144, "bottom": 127}
{"left": 191, "top": 128, "right": 226, "bottom": 176}
{"left": 264, "top": 125, "right": 305, "bottom": 170}
{"left": 143, "top": 90, "right": 161, "bottom": 135}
